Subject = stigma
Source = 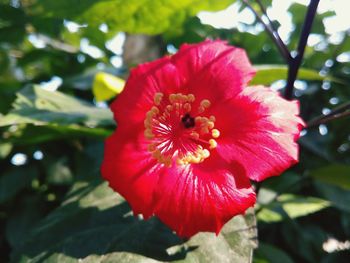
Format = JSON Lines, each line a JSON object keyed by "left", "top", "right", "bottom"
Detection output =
{"left": 144, "top": 92, "right": 220, "bottom": 167}
{"left": 181, "top": 113, "right": 195, "bottom": 128}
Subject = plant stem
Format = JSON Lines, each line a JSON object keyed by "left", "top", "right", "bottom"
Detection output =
{"left": 242, "top": 0, "right": 291, "bottom": 63}
{"left": 307, "top": 101, "right": 350, "bottom": 127}
{"left": 284, "top": 0, "right": 320, "bottom": 99}
{"left": 254, "top": 0, "right": 291, "bottom": 62}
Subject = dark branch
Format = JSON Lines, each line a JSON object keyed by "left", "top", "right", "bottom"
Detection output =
{"left": 284, "top": 0, "right": 320, "bottom": 100}
{"left": 307, "top": 101, "right": 350, "bottom": 128}
{"left": 242, "top": 0, "right": 291, "bottom": 63}
{"left": 254, "top": 0, "right": 291, "bottom": 61}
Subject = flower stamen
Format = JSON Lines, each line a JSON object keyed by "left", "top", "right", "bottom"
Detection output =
{"left": 198, "top": 99, "right": 211, "bottom": 113}
{"left": 154, "top": 92, "right": 163, "bottom": 105}
{"left": 211, "top": 129, "right": 220, "bottom": 138}
{"left": 145, "top": 92, "right": 221, "bottom": 167}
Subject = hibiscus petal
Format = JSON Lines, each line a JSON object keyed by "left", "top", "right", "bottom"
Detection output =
{"left": 111, "top": 57, "right": 184, "bottom": 128}
{"left": 214, "top": 86, "right": 304, "bottom": 182}
{"left": 152, "top": 152, "right": 256, "bottom": 237}
{"left": 171, "top": 40, "right": 256, "bottom": 102}
{"left": 101, "top": 126, "right": 164, "bottom": 218}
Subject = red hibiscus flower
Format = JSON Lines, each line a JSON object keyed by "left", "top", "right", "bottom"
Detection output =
{"left": 102, "top": 40, "right": 304, "bottom": 237}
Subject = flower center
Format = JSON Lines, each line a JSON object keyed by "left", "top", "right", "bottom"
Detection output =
{"left": 181, "top": 113, "right": 195, "bottom": 128}
{"left": 144, "top": 92, "right": 220, "bottom": 167}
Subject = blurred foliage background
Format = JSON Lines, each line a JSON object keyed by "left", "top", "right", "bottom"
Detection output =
{"left": 0, "top": 0, "right": 350, "bottom": 262}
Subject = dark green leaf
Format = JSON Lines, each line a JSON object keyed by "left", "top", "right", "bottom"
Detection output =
{"left": 0, "top": 85, "right": 114, "bottom": 127}
{"left": 4, "top": 124, "right": 112, "bottom": 145}
{"left": 12, "top": 180, "right": 257, "bottom": 262}
{"left": 309, "top": 165, "right": 350, "bottom": 190}
{"left": 314, "top": 181, "right": 350, "bottom": 213}
{"left": 251, "top": 65, "right": 343, "bottom": 85}
{"left": 254, "top": 242, "right": 294, "bottom": 263}
{"left": 0, "top": 4, "right": 26, "bottom": 43}
{"left": 288, "top": 3, "right": 335, "bottom": 49}
{"left": 0, "top": 167, "right": 37, "bottom": 203}
{"left": 5, "top": 195, "right": 47, "bottom": 249}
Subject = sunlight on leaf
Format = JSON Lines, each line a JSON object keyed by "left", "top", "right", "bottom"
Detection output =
{"left": 0, "top": 85, "right": 114, "bottom": 128}
{"left": 12, "top": 180, "right": 257, "bottom": 263}
{"left": 93, "top": 72, "right": 125, "bottom": 102}
{"left": 257, "top": 194, "right": 330, "bottom": 223}
{"left": 251, "top": 65, "right": 344, "bottom": 85}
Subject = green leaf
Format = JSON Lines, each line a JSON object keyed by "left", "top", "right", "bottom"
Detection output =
{"left": 46, "top": 157, "right": 73, "bottom": 185}
{"left": 288, "top": 3, "right": 335, "bottom": 48}
{"left": 279, "top": 194, "right": 330, "bottom": 219}
{"left": 309, "top": 165, "right": 350, "bottom": 190}
{"left": 92, "top": 72, "right": 125, "bottom": 102}
{"left": 26, "top": 0, "right": 234, "bottom": 36}
{"left": 0, "top": 85, "right": 114, "bottom": 128}
{"left": 0, "top": 167, "right": 37, "bottom": 203}
{"left": 0, "top": 142, "right": 12, "bottom": 158}
{"left": 12, "top": 179, "right": 257, "bottom": 263}
{"left": 314, "top": 181, "right": 350, "bottom": 213}
{"left": 251, "top": 65, "right": 343, "bottom": 85}
{"left": 261, "top": 172, "right": 302, "bottom": 196}
{"left": 0, "top": 4, "right": 26, "bottom": 44}
{"left": 257, "top": 194, "right": 330, "bottom": 223}
{"left": 4, "top": 124, "right": 112, "bottom": 145}
{"left": 254, "top": 242, "right": 294, "bottom": 263}
{"left": 5, "top": 195, "right": 47, "bottom": 249}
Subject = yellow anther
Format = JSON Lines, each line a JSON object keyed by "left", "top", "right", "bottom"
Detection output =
{"left": 207, "top": 121, "right": 215, "bottom": 129}
{"left": 147, "top": 143, "right": 157, "bottom": 152}
{"left": 182, "top": 95, "right": 189, "bottom": 102}
{"left": 151, "top": 106, "right": 159, "bottom": 114}
{"left": 200, "top": 99, "right": 211, "bottom": 108}
{"left": 183, "top": 103, "right": 191, "bottom": 112}
{"left": 146, "top": 111, "right": 154, "bottom": 118}
{"left": 184, "top": 94, "right": 189, "bottom": 101}
{"left": 144, "top": 129, "right": 154, "bottom": 139}
{"left": 159, "top": 154, "right": 165, "bottom": 163}
{"left": 211, "top": 129, "right": 220, "bottom": 138}
{"left": 176, "top": 145, "right": 211, "bottom": 165}
{"left": 191, "top": 155, "right": 202, "bottom": 163}
{"left": 209, "top": 116, "right": 216, "bottom": 122}
{"left": 201, "top": 149, "right": 210, "bottom": 158}
{"left": 188, "top": 94, "right": 195, "bottom": 102}
{"left": 209, "top": 139, "right": 217, "bottom": 149}
{"left": 201, "top": 127, "right": 209, "bottom": 134}
{"left": 152, "top": 149, "right": 161, "bottom": 159}
{"left": 163, "top": 156, "right": 172, "bottom": 167}
{"left": 190, "top": 132, "right": 200, "bottom": 139}
{"left": 181, "top": 156, "right": 188, "bottom": 163}
{"left": 165, "top": 105, "right": 173, "bottom": 112}
{"left": 176, "top": 94, "right": 183, "bottom": 101}
{"left": 169, "top": 94, "right": 177, "bottom": 103}
{"left": 154, "top": 93, "right": 163, "bottom": 105}
{"left": 144, "top": 119, "right": 151, "bottom": 128}
{"left": 176, "top": 158, "right": 184, "bottom": 165}
{"left": 195, "top": 116, "right": 202, "bottom": 123}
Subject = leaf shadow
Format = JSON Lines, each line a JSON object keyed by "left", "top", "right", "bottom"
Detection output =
{"left": 12, "top": 199, "right": 196, "bottom": 262}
